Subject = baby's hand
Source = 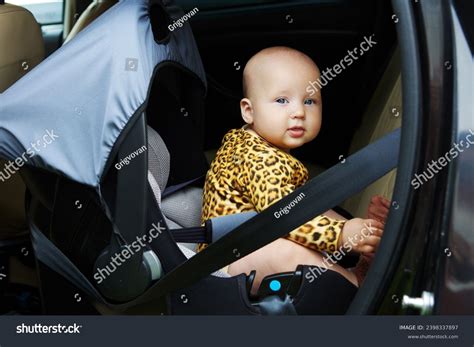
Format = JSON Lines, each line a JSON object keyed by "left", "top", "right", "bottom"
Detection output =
{"left": 338, "top": 218, "right": 384, "bottom": 255}
{"left": 367, "top": 195, "right": 390, "bottom": 224}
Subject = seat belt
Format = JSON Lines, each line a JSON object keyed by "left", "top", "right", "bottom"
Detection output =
{"left": 30, "top": 128, "right": 400, "bottom": 310}
{"left": 170, "top": 225, "right": 209, "bottom": 243}
{"left": 130, "top": 128, "right": 400, "bottom": 306}
{"left": 170, "top": 212, "right": 257, "bottom": 243}
{"left": 162, "top": 176, "right": 203, "bottom": 198}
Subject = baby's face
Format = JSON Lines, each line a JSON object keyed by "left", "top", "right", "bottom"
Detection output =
{"left": 242, "top": 55, "right": 322, "bottom": 152}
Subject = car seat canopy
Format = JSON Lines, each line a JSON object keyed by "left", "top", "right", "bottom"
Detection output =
{"left": 0, "top": 0, "right": 206, "bottom": 188}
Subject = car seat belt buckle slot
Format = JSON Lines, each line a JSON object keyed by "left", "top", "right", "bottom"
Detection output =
{"left": 256, "top": 267, "right": 303, "bottom": 300}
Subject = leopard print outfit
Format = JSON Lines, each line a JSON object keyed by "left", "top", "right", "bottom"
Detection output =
{"left": 197, "top": 128, "right": 346, "bottom": 253}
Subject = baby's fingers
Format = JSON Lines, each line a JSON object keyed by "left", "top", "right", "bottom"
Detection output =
{"left": 380, "top": 197, "right": 391, "bottom": 209}
{"left": 361, "top": 235, "right": 381, "bottom": 247}
{"left": 364, "top": 219, "right": 384, "bottom": 234}
{"left": 369, "top": 219, "right": 384, "bottom": 229}
{"left": 372, "top": 195, "right": 391, "bottom": 209}
{"left": 359, "top": 245, "right": 376, "bottom": 254}
{"left": 368, "top": 202, "right": 388, "bottom": 213}
{"left": 359, "top": 236, "right": 383, "bottom": 254}
{"left": 368, "top": 205, "right": 389, "bottom": 220}
{"left": 362, "top": 253, "right": 375, "bottom": 260}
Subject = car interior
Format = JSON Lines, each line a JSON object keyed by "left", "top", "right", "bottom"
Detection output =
{"left": 0, "top": 0, "right": 402, "bottom": 314}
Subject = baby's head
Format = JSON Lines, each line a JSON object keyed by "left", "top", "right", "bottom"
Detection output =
{"left": 240, "top": 46, "right": 322, "bottom": 152}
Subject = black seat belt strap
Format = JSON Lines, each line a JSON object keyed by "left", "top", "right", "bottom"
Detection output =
{"left": 169, "top": 226, "right": 209, "bottom": 243}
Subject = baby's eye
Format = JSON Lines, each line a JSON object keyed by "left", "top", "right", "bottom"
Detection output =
{"left": 275, "top": 98, "right": 289, "bottom": 104}
{"left": 304, "top": 99, "right": 317, "bottom": 105}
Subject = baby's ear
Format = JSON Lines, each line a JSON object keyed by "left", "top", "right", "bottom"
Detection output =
{"left": 240, "top": 98, "right": 254, "bottom": 124}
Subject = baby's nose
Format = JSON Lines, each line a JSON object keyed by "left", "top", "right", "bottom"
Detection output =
{"left": 290, "top": 107, "right": 305, "bottom": 119}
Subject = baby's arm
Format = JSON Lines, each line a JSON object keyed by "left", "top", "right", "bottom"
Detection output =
{"left": 240, "top": 153, "right": 347, "bottom": 254}
{"left": 323, "top": 209, "right": 348, "bottom": 220}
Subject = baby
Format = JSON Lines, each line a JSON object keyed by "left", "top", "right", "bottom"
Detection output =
{"left": 198, "top": 46, "right": 389, "bottom": 293}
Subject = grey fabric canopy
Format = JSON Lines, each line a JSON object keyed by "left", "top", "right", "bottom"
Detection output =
{"left": 0, "top": 0, "right": 206, "bottom": 189}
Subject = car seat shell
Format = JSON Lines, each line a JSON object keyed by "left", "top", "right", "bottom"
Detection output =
{"left": 0, "top": 0, "right": 206, "bottom": 189}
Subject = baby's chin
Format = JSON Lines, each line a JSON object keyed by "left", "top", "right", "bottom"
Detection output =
{"left": 261, "top": 132, "right": 312, "bottom": 151}
{"left": 274, "top": 138, "right": 309, "bottom": 152}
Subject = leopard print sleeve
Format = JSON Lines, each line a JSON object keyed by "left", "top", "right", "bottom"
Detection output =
{"left": 238, "top": 146, "right": 345, "bottom": 254}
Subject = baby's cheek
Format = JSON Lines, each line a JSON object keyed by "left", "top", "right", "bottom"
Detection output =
{"left": 308, "top": 118, "right": 322, "bottom": 138}
{"left": 263, "top": 130, "right": 286, "bottom": 147}
{"left": 306, "top": 126, "right": 320, "bottom": 142}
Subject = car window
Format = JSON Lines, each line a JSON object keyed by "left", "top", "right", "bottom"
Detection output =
{"left": 6, "top": 0, "right": 63, "bottom": 25}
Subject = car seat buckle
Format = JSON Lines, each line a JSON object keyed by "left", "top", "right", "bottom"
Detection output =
{"left": 256, "top": 266, "right": 303, "bottom": 300}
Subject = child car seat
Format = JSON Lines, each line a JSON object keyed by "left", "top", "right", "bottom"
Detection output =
{"left": 0, "top": 0, "right": 364, "bottom": 315}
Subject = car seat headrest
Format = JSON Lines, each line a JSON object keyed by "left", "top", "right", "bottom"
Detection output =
{"left": 147, "top": 126, "right": 170, "bottom": 192}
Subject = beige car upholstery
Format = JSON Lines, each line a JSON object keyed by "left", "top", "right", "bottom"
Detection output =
{"left": 341, "top": 48, "right": 402, "bottom": 217}
{"left": 63, "top": 0, "right": 117, "bottom": 44}
{"left": 62, "top": 0, "right": 77, "bottom": 41}
{"left": 0, "top": 4, "right": 44, "bottom": 92}
{"left": 0, "top": 3, "right": 45, "bottom": 240}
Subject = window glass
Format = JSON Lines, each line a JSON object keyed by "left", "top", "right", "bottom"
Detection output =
{"left": 6, "top": 0, "right": 63, "bottom": 25}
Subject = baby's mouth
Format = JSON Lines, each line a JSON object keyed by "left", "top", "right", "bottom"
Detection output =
{"left": 287, "top": 126, "right": 305, "bottom": 138}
